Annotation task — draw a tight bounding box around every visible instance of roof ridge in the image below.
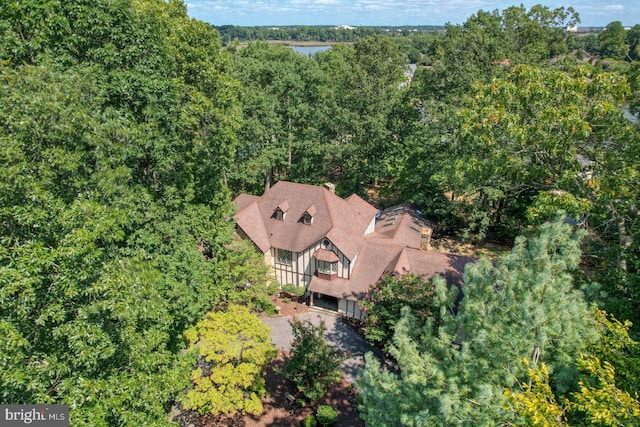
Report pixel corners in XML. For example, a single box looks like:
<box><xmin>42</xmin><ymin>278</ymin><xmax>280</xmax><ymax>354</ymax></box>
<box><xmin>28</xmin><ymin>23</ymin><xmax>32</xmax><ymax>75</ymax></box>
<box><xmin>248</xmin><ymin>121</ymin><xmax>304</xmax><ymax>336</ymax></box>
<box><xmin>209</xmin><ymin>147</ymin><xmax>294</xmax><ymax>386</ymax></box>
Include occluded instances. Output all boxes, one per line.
<box><xmin>321</xmin><ymin>187</ymin><xmax>337</xmax><ymax>254</ymax></box>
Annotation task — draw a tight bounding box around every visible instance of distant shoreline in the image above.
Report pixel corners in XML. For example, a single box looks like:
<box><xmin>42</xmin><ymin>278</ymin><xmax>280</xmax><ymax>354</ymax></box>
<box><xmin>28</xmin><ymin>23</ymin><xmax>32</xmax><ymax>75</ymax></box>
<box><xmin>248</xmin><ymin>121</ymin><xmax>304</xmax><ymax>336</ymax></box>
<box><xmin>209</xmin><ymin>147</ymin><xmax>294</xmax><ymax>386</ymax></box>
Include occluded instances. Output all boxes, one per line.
<box><xmin>266</xmin><ymin>40</ymin><xmax>336</xmax><ymax>46</ymax></box>
<box><xmin>234</xmin><ymin>40</ymin><xmax>346</xmax><ymax>49</ymax></box>
<box><xmin>234</xmin><ymin>40</ymin><xmax>339</xmax><ymax>47</ymax></box>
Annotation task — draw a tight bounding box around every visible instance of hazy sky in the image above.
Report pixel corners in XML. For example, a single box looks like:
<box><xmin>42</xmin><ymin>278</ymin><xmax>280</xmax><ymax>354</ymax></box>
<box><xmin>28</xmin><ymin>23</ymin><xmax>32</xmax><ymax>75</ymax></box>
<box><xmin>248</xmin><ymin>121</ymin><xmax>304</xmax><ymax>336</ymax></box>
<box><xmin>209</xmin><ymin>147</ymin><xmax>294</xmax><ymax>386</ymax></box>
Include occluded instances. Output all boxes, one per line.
<box><xmin>185</xmin><ymin>1</ymin><xmax>639</xmax><ymax>27</ymax></box>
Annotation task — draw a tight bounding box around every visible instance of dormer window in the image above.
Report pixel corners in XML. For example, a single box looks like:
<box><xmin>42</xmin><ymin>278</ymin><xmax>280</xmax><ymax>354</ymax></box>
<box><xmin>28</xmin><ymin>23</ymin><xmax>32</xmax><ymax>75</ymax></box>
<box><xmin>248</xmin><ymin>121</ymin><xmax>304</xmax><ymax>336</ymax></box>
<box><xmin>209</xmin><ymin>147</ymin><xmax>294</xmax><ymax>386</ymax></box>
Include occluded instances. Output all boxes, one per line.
<box><xmin>301</xmin><ymin>204</ymin><xmax>316</xmax><ymax>225</ymax></box>
<box><xmin>273</xmin><ymin>200</ymin><xmax>289</xmax><ymax>221</ymax></box>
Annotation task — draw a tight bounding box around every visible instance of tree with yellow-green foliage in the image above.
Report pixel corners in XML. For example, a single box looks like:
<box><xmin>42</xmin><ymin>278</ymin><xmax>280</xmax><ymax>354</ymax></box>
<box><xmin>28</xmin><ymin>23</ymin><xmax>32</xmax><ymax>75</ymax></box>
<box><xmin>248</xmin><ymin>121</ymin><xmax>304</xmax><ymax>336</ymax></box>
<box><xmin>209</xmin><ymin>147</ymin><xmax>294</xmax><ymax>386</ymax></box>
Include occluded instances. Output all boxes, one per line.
<box><xmin>182</xmin><ymin>304</ymin><xmax>277</xmax><ymax>416</ymax></box>
<box><xmin>505</xmin><ymin>308</ymin><xmax>640</xmax><ymax>427</ymax></box>
<box><xmin>506</xmin><ymin>355</ymin><xmax>640</xmax><ymax>427</ymax></box>
<box><xmin>572</xmin><ymin>355</ymin><xmax>640</xmax><ymax>426</ymax></box>
<box><xmin>504</xmin><ymin>360</ymin><xmax>568</xmax><ymax>427</ymax></box>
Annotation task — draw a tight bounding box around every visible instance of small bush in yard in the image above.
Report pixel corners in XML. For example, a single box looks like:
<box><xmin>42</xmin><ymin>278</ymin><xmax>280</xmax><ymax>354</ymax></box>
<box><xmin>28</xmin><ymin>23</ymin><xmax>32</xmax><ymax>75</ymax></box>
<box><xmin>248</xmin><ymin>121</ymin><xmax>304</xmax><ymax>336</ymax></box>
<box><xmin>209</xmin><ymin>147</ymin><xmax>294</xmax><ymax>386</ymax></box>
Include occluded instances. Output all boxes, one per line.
<box><xmin>301</xmin><ymin>414</ymin><xmax>317</xmax><ymax>427</ymax></box>
<box><xmin>282</xmin><ymin>283</ymin><xmax>307</xmax><ymax>296</ymax></box>
<box><xmin>316</xmin><ymin>404</ymin><xmax>338</xmax><ymax>426</ymax></box>
<box><xmin>281</xmin><ymin>319</ymin><xmax>345</xmax><ymax>401</ymax></box>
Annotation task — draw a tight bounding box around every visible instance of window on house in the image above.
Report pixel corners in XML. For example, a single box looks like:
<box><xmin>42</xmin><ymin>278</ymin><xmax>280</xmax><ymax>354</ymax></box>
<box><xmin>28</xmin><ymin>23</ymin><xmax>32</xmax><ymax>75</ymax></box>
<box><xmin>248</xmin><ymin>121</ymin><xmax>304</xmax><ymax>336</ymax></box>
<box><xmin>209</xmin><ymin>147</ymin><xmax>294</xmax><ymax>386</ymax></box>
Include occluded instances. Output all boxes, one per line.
<box><xmin>274</xmin><ymin>200</ymin><xmax>289</xmax><ymax>221</ymax></box>
<box><xmin>302</xmin><ymin>212</ymin><xmax>312</xmax><ymax>225</ymax></box>
<box><xmin>276</xmin><ymin>249</ymin><xmax>293</xmax><ymax>266</ymax></box>
<box><xmin>302</xmin><ymin>204</ymin><xmax>316</xmax><ymax>224</ymax></box>
<box><xmin>317</xmin><ymin>260</ymin><xmax>337</xmax><ymax>275</ymax></box>
<box><xmin>274</xmin><ymin>209</ymin><xmax>285</xmax><ymax>221</ymax></box>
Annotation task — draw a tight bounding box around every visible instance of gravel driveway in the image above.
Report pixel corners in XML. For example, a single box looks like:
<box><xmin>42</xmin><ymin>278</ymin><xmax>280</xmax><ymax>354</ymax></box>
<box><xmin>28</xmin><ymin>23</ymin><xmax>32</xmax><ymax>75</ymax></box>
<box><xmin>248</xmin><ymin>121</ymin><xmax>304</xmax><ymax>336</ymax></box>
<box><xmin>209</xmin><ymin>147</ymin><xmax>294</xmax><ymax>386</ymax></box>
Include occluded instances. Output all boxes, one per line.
<box><xmin>262</xmin><ymin>309</ymin><xmax>384</xmax><ymax>384</ymax></box>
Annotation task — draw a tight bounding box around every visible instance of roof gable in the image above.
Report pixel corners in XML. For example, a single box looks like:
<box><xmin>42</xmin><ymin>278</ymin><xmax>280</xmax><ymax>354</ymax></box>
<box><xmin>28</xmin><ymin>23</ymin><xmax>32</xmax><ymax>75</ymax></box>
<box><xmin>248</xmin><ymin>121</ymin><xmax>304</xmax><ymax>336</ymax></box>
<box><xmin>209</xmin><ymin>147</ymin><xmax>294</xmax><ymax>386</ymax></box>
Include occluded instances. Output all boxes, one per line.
<box><xmin>386</xmin><ymin>248</ymin><xmax>412</xmax><ymax>276</ymax></box>
<box><xmin>305</xmin><ymin>204</ymin><xmax>317</xmax><ymax>217</ymax></box>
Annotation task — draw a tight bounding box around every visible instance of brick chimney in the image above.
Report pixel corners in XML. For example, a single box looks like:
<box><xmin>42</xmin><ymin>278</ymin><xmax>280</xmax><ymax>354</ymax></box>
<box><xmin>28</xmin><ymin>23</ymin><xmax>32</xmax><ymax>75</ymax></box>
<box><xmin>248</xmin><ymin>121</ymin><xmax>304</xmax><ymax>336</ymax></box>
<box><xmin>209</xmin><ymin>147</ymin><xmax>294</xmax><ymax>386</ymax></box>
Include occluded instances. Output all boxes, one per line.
<box><xmin>421</xmin><ymin>227</ymin><xmax>432</xmax><ymax>250</ymax></box>
<box><xmin>323</xmin><ymin>182</ymin><xmax>335</xmax><ymax>194</ymax></box>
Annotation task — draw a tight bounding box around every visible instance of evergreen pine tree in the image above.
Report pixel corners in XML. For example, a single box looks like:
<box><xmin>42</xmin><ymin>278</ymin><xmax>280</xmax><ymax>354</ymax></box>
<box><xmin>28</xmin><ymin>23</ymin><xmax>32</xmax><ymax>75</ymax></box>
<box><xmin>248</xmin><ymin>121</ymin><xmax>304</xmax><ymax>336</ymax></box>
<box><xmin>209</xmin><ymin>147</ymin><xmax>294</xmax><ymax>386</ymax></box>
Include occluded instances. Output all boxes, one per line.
<box><xmin>357</xmin><ymin>219</ymin><xmax>597</xmax><ymax>426</ymax></box>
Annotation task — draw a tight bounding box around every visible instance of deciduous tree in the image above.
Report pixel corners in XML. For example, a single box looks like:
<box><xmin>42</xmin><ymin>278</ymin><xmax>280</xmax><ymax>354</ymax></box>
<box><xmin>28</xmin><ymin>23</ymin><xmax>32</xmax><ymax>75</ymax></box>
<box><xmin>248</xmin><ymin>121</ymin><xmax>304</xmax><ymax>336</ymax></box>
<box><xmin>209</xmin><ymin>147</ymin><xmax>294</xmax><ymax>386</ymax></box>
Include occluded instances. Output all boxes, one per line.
<box><xmin>182</xmin><ymin>305</ymin><xmax>277</xmax><ymax>416</ymax></box>
<box><xmin>0</xmin><ymin>1</ymin><xmax>243</xmax><ymax>424</ymax></box>
<box><xmin>505</xmin><ymin>309</ymin><xmax>640</xmax><ymax>426</ymax></box>
<box><xmin>359</xmin><ymin>273</ymin><xmax>437</xmax><ymax>346</ymax></box>
<box><xmin>598</xmin><ymin>21</ymin><xmax>629</xmax><ymax>60</ymax></box>
<box><xmin>228</xmin><ymin>42</ymin><xmax>327</xmax><ymax>193</ymax></box>
<box><xmin>441</xmin><ymin>65</ymin><xmax>631</xmax><ymax>240</ymax></box>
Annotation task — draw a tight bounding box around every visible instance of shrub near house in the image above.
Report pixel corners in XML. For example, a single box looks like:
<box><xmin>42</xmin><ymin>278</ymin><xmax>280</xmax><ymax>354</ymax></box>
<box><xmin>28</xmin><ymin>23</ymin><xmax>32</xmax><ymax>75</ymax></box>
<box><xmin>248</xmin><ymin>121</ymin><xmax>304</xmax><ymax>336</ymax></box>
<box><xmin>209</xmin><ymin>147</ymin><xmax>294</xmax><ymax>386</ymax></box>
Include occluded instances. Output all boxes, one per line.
<box><xmin>281</xmin><ymin>319</ymin><xmax>344</xmax><ymax>402</ymax></box>
<box><xmin>360</xmin><ymin>273</ymin><xmax>439</xmax><ymax>346</ymax></box>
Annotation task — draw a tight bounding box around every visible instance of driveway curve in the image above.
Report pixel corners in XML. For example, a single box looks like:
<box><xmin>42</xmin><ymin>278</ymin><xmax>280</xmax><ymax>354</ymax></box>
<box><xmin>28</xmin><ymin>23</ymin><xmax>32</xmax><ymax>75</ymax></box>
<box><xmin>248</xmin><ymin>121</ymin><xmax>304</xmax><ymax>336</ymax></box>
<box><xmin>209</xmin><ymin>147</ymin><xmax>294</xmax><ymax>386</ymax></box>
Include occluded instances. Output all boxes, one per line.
<box><xmin>262</xmin><ymin>309</ymin><xmax>384</xmax><ymax>384</ymax></box>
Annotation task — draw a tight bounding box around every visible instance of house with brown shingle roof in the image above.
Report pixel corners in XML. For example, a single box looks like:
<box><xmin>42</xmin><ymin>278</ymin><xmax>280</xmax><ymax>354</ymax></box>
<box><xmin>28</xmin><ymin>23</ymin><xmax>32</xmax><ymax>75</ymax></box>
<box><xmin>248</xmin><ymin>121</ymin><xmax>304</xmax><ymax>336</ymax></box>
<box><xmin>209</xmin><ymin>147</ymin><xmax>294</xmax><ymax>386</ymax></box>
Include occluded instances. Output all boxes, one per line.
<box><xmin>233</xmin><ymin>181</ymin><xmax>472</xmax><ymax>318</ymax></box>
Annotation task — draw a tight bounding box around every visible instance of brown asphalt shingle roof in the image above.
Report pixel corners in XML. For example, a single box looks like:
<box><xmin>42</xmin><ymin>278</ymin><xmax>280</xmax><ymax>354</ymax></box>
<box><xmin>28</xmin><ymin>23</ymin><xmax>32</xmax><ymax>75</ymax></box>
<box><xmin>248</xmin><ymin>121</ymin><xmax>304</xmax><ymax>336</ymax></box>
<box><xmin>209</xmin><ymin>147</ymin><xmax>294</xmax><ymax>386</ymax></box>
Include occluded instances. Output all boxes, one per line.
<box><xmin>236</xmin><ymin>201</ymin><xmax>271</xmax><ymax>253</ymax></box>
<box><xmin>233</xmin><ymin>181</ymin><xmax>377</xmax><ymax>259</ymax></box>
<box><xmin>309</xmin><ymin>243</ymin><xmax>471</xmax><ymax>301</ymax></box>
<box><xmin>365</xmin><ymin>203</ymin><xmax>433</xmax><ymax>249</ymax></box>
<box><xmin>234</xmin><ymin>194</ymin><xmax>260</xmax><ymax>213</ymax></box>
<box><xmin>313</xmin><ymin>249</ymin><xmax>340</xmax><ymax>262</ymax></box>
<box><xmin>234</xmin><ymin>181</ymin><xmax>474</xmax><ymax>302</ymax></box>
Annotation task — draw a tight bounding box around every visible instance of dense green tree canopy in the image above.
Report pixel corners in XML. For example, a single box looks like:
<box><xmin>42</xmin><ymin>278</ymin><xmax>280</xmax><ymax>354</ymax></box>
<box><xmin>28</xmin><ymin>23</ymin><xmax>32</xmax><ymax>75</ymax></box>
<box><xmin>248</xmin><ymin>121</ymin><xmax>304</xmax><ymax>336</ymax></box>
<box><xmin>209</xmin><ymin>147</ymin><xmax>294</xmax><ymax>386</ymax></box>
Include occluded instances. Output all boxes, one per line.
<box><xmin>412</xmin><ymin>4</ymin><xmax>578</xmax><ymax>101</ymax></box>
<box><xmin>445</xmin><ymin>65</ymin><xmax>630</xmax><ymax>239</ymax></box>
<box><xmin>1</xmin><ymin>1</ymin><xmax>639</xmax><ymax>425</ymax></box>
<box><xmin>627</xmin><ymin>25</ymin><xmax>640</xmax><ymax>61</ymax></box>
<box><xmin>0</xmin><ymin>0</ymin><xmax>245</xmax><ymax>424</ymax></box>
<box><xmin>214</xmin><ymin>25</ymin><xmax>443</xmax><ymax>45</ymax></box>
<box><xmin>228</xmin><ymin>35</ymin><xmax>407</xmax><ymax>195</ymax></box>
<box><xmin>227</xmin><ymin>42</ymin><xmax>328</xmax><ymax>193</ymax></box>
<box><xmin>315</xmin><ymin>35</ymin><xmax>406</xmax><ymax>191</ymax></box>
<box><xmin>359</xmin><ymin>273</ymin><xmax>437</xmax><ymax>346</ymax></box>
<box><xmin>598</xmin><ymin>21</ymin><xmax>628</xmax><ymax>60</ymax></box>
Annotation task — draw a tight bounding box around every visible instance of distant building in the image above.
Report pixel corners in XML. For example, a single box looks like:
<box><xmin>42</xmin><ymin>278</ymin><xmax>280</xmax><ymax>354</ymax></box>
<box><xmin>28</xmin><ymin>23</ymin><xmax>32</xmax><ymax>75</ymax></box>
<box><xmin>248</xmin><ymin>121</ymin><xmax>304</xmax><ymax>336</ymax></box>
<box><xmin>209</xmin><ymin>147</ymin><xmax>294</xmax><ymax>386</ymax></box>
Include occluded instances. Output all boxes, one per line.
<box><xmin>233</xmin><ymin>181</ymin><xmax>472</xmax><ymax>318</ymax></box>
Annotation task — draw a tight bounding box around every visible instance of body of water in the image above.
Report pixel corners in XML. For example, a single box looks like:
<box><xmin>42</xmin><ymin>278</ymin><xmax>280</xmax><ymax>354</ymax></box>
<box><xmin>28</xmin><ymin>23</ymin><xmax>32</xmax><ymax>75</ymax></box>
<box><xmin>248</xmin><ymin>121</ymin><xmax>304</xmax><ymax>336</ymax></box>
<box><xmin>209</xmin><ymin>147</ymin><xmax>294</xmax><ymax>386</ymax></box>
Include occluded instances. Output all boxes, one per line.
<box><xmin>291</xmin><ymin>45</ymin><xmax>332</xmax><ymax>56</ymax></box>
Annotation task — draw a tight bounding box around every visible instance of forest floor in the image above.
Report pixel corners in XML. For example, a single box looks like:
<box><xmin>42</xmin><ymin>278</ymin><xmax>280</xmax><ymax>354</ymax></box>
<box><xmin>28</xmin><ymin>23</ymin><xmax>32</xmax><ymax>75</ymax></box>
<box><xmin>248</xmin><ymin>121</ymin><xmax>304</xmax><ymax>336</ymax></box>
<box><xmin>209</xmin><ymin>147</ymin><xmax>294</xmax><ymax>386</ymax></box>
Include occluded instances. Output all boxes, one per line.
<box><xmin>430</xmin><ymin>236</ymin><xmax>510</xmax><ymax>260</ymax></box>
